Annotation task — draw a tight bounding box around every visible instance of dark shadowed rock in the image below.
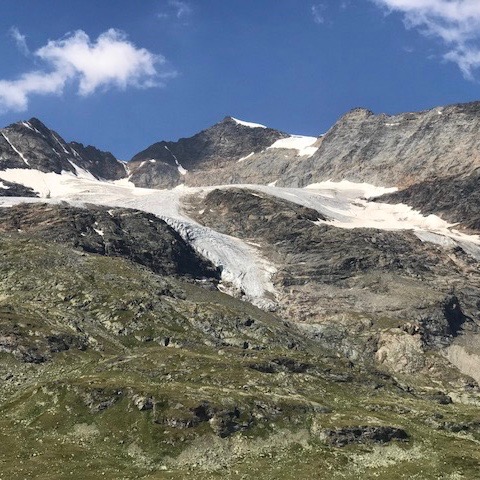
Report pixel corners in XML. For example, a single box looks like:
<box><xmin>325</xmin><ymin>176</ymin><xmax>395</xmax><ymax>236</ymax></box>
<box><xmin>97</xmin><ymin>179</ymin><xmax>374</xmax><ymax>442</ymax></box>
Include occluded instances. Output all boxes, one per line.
<box><xmin>0</xmin><ymin>118</ymin><xmax>126</xmax><ymax>180</ymax></box>
<box><xmin>69</xmin><ymin>142</ymin><xmax>126</xmax><ymax>180</ymax></box>
<box><xmin>320</xmin><ymin>426</ymin><xmax>409</xmax><ymax>446</ymax></box>
<box><xmin>0</xmin><ymin>203</ymin><xmax>219</xmax><ymax>280</ymax></box>
<box><xmin>375</xmin><ymin>171</ymin><xmax>480</xmax><ymax>232</ymax></box>
<box><xmin>0</xmin><ymin>179</ymin><xmax>38</xmax><ymax>197</ymax></box>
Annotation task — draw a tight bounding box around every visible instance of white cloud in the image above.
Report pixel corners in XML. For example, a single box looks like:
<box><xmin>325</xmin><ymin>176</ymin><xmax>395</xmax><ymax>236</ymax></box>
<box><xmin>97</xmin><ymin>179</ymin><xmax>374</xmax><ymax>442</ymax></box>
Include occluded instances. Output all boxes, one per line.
<box><xmin>9</xmin><ymin>27</ymin><xmax>30</xmax><ymax>56</ymax></box>
<box><xmin>0</xmin><ymin>29</ymin><xmax>174</xmax><ymax>113</ymax></box>
<box><xmin>371</xmin><ymin>0</ymin><xmax>480</xmax><ymax>79</ymax></box>
<box><xmin>311</xmin><ymin>4</ymin><xmax>326</xmax><ymax>24</ymax></box>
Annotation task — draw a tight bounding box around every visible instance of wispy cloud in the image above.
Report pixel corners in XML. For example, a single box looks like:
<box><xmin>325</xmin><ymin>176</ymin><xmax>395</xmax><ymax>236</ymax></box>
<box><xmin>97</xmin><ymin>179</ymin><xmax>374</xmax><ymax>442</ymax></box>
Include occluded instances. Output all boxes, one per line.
<box><xmin>0</xmin><ymin>29</ymin><xmax>175</xmax><ymax>114</ymax></box>
<box><xmin>371</xmin><ymin>0</ymin><xmax>480</xmax><ymax>79</ymax></box>
<box><xmin>158</xmin><ymin>1</ymin><xmax>193</xmax><ymax>23</ymax></box>
<box><xmin>9</xmin><ymin>27</ymin><xmax>30</xmax><ymax>56</ymax></box>
<box><xmin>170</xmin><ymin>0</ymin><xmax>192</xmax><ymax>19</ymax></box>
<box><xmin>311</xmin><ymin>4</ymin><xmax>326</xmax><ymax>25</ymax></box>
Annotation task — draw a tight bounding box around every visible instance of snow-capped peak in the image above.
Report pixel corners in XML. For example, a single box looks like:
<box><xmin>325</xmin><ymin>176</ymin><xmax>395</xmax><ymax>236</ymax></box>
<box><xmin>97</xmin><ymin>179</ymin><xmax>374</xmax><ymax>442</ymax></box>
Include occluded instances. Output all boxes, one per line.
<box><xmin>230</xmin><ymin>117</ymin><xmax>267</xmax><ymax>129</ymax></box>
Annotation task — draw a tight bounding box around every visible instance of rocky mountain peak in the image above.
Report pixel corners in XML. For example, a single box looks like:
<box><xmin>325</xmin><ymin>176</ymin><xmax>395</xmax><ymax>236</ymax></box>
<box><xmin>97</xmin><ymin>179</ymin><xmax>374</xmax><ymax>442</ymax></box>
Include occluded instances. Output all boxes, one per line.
<box><xmin>0</xmin><ymin>117</ymin><xmax>126</xmax><ymax>180</ymax></box>
<box><xmin>128</xmin><ymin>116</ymin><xmax>288</xmax><ymax>189</ymax></box>
<box><xmin>339</xmin><ymin>107</ymin><xmax>375</xmax><ymax>122</ymax></box>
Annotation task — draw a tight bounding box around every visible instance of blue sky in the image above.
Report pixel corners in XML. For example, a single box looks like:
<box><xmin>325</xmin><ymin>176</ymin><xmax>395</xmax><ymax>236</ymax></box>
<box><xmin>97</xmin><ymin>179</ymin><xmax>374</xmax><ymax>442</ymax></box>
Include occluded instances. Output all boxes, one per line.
<box><xmin>0</xmin><ymin>0</ymin><xmax>479</xmax><ymax>159</ymax></box>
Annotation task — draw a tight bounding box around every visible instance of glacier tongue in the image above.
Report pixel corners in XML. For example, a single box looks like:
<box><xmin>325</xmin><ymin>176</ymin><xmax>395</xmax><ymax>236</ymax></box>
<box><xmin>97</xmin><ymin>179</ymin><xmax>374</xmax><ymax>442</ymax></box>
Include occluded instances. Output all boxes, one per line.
<box><xmin>1</xmin><ymin>169</ymin><xmax>480</xmax><ymax>306</ymax></box>
<box><xmin>0</xmin><ymin>170</ymin><xmax>278</xmax><ymax>310</ymax></box>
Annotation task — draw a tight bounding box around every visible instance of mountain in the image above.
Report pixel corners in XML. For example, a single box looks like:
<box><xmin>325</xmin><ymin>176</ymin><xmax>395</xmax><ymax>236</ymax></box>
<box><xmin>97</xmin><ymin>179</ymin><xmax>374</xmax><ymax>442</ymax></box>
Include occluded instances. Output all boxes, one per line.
<box><xmin>124</xmin><ymin>102</ymin><xmax>480</xmax><ymax>192</ymax></box>
<box><xmin>277</xmin><ymin>102</ymin><xmax>480</xmax><ymax>188</ymax></box>
<box><xmin>127</xmin><ymin>116</ymin><xmax>290</xmax><ymax>188</ymax></box>
<box><xmin>0</xmin><ymin>118</ymin><xmax>126</xmax><ymax>180</ymax></box>
<box><xmin>0</xmin><ymin>104</ymin><xmax>480</xmax><ymax>477</ymax></box>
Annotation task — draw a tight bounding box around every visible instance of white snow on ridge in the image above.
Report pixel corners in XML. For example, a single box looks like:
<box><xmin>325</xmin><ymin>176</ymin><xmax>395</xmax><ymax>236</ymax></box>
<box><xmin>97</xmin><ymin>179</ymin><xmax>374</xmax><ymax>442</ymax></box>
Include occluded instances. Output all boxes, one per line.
<box><xmin>52</xmin><ymin>133</ymin><xmax>71</xmax><ymax>154</ymax></box>
<box><xmin>230</xmin><ymin>117</ymin><xmax>267</xmax><ymax>129</ymax></box>
<box><xmin>268</xmin><ymin>135</ymin><xmax>319</xmax><ymax>157</ymax></box>
<box><xmin>304</xmin><ymin>180</ymin><xmax>397</xmax><ymax>199</ymax></box>
<box><xmin>21</xmin><ymin>121</ymin><xmax>42</xmax><ymax>135</ymax></box>
<box><xmin>1</xmin><ymin>133</ymin><xmax>30</xmax><ymax>166</ymax></box>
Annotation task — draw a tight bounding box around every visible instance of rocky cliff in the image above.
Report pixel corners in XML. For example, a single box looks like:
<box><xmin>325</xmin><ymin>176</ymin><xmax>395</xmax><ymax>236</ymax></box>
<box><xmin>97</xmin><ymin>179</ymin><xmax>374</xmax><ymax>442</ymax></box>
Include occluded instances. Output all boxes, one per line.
<box><xmin>278</xmin><ymin>102</ymin><xmax>480</xmax><ymax>188</ymax></box>
<box><xmin>0</xmin><ymin>118</ymin><xmax>125</xmax><ymax>180</ymax></box>
<box><xmin>128</xmin><ymin>116</ymin><xmax>288</xmax><ymax>188</ymax></box>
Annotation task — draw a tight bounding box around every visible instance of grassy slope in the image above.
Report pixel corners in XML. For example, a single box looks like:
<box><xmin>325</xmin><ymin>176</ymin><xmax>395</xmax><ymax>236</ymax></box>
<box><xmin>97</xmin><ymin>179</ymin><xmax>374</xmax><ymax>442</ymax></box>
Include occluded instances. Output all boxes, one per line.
<box><xmin>0</xmin><ymin>234</ymin><xmax>479</xmax><ymax>479</ymax></box>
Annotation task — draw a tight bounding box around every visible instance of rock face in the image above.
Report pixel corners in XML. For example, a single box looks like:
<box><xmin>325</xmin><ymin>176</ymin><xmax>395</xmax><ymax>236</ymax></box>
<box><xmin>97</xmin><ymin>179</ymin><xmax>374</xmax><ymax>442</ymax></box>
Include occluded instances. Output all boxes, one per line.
<box><xmin>0</xmin><ymin>203</ymin><xmax>219</xmax><ymax>279</ymax></box>
<box><xmin>188</xmin><ymin>188</ymin><xmax>480</xmax><ymax>366</ymax></box>
<box><xmin>276</xmin><ymin>102</ymin><xmax>480</xmax><ymax>188</ymax></box>
<box><xmin>125</xmin><ymin>101</ymin><xmax>480</xmax><ymax>191</ymax></box>
<box><xmin>68</xmin><ymin>142</ymin><xmax>126</xmax><ymax>180</ymax></box>
<box><xmin>4</xmin><ymin>101</ymin><xmax>480</xmax><ymax>195</ymax></box>
<box><xmin>0</xmin><ymin>118</ymin><xmax>125</xmax><ymax>180</ymax></box>
<box><xmin>0</xmin><ymin>179</ymin><xmax>38</xmax><ymax>197</ymax></box>
<box><xmin>1</xmin><ymin>107</ymin><xmax>480</xmax><ymax>478</ymax></box>
<box><xmin>128</xmin><ymin>117</ymin><xmax>288</xmax><ymax>188</ymax></box>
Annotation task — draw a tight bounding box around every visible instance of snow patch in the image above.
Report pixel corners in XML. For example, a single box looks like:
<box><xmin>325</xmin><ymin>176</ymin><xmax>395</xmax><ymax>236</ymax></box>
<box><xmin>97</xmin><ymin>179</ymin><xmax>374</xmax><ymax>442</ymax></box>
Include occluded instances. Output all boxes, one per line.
<box><xmin>230</xmin><ymin>117</ymin><xmax>267</xmax><ymax>129</ymax></box>
<box><xmin>164</xmin><ymin>146</ymin><xmax>188</xmax><ymax>176</ymax></box>
<box><xmin>305</xmin><ymin>180</ymin><xmax>397</xmax><ymax>199</ymax></box>
<box><xmin>70</xmin><ymin>147</ymin><xmax>82</xmax><ymax>159</ymax></box>
<box><xmin>237</xmin><ymin>152</ymin><xmax>254</xmax><ymax>163</ymax></box>
<box><xmin>268</xmin><ymin>135</ymin><xmax>318</xmax><ymax>157</ymax></box>
<box><xmin>1</xmin><ymin>133</ymin><xmax>30</xmax><ymax>165</ymax></box>
<box><xmin>51</xmin><ymin>133</ymin><xmax>71</xmax><ymax>154</ymax></box>
<box><xmin>21</xmin><ymin>122</ymin><xmax>42</xmax><ymax>135</ymax></box>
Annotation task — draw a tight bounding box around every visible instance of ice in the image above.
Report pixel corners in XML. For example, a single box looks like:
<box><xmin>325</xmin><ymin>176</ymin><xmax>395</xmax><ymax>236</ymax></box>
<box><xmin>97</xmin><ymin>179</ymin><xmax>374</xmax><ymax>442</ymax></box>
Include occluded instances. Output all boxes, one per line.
<box><xmin>1</xmin><ymin>169</ymin><xmax>479</xmax><ymax>306</ymax></box>
<box><xmin>0</xmin><ymin>170</ymin><xmax>276</xmax><ymax>309</ymax></box>
<box><xmin>251</xmin><ymin>182</ymin><xmax>480</xmax><ymax>260</ymax></box>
